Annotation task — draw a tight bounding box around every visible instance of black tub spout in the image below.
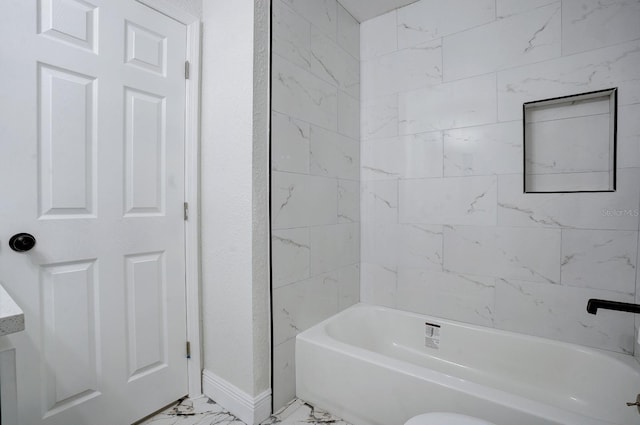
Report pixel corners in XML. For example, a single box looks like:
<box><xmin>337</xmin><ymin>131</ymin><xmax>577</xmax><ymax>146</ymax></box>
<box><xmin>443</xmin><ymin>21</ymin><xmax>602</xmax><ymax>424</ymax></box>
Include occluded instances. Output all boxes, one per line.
<box><xmin>587</xmin><ymin>299</ymin><xmax>640</xmax><ymax>315</ymax></box>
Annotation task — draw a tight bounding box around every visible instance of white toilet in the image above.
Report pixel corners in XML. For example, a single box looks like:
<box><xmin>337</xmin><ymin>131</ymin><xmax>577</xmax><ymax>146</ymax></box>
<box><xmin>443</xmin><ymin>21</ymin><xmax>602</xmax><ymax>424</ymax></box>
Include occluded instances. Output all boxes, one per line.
<box><xmin>404</xmin><ymin>412</ymin><xmax>497</xmax><ymax>425</ymax></box>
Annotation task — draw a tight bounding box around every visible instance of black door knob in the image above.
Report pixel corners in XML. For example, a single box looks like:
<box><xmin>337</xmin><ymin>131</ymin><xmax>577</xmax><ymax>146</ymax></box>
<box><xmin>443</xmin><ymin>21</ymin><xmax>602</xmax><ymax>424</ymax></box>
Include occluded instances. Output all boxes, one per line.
<box><xmin>9</xmin><ymin>233</ymin><xmax>36</xmax><ymax>252</ymax></box>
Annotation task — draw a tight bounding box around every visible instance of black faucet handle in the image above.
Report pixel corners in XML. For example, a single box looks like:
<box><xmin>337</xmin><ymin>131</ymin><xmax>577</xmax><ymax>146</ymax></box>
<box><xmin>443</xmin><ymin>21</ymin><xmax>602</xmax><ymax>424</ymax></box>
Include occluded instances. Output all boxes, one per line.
<box><xmin>587</xmin><ymin>298</ymin><xmax>640</xmax><ymax>315</ymax></box>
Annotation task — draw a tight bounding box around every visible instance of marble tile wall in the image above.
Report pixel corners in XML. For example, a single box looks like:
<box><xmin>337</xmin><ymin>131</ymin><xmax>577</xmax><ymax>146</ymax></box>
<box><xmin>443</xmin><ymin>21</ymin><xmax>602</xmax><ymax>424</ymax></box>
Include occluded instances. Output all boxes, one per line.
<box><xmin>271</xmin><ymin>0</ymin><xmax>360</xmax><ymax>411</ymax></box>
<box><xmin>360</xmin><ymin>0</ymin><xmax>640</xmax><ymax>358</ymax></box>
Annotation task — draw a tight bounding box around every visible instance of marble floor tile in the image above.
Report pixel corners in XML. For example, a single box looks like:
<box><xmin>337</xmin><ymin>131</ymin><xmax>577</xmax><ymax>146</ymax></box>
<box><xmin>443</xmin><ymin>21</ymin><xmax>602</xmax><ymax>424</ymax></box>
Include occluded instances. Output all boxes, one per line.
<box><xmin>142</xmin><ymin>397</ymin><xmax>351</xmax><ymax>425</ymax></box>
<box><xmin>139</xmin><ymin>397</ymin><xmax>245</xmax><ymax>425</ymax></box>
<box><xmin>264</xmin><ymin>399</ymin><xmax>352</xmax><ymax>424</ymax></box>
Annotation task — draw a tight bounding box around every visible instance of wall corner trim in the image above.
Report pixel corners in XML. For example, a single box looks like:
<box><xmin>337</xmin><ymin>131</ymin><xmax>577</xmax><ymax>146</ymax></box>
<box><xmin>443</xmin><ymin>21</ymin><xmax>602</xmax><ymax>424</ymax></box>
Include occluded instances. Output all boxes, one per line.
<box><xmin>203</xmin><ymin>369</ymin><xmax>272</xmax><ymax>425</ymax></box>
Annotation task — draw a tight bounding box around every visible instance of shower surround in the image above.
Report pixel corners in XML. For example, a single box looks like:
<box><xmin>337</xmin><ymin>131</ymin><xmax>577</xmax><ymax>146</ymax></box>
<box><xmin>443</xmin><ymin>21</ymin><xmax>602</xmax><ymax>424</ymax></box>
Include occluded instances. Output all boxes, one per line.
<box><xmin>270</xmin><ymin>0</ymin><xmax>640</xmax><ymax>415</ymax></box>
<box><xmin>270</xmin><ymin>0</ymin><xmax>361</xmax><ymax>411</ymax></box>
<box><xmin>360</xmin><ymin>0</ymin><xmax>640</xmax><ymax>360</ymax></box>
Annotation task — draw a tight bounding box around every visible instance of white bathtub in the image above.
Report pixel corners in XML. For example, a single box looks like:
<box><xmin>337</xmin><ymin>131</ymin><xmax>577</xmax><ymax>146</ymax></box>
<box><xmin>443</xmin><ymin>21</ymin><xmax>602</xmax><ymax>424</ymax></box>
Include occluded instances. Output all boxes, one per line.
<box><xmin>296</xmin><ymin>303</ymin><xmax>640</xmax><ymax>425</ymax></box>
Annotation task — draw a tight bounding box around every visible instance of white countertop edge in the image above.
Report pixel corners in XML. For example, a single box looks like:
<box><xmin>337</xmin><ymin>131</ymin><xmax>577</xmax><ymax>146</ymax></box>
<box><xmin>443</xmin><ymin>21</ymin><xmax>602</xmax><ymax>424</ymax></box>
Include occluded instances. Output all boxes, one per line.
<box><xmin>0</xmin><ymin>283</ymin><xmax>25</xmax><ymax>337</ymax></box>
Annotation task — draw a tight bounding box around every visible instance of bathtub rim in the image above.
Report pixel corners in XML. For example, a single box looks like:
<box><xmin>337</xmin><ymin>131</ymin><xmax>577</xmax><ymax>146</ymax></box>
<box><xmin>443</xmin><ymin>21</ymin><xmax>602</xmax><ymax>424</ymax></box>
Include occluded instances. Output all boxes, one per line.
<box><xmin>296</xmin><ymin>302</ymin><xmax>638</xmax><ymax>425</ymax></box>
<box><xmin>300</xmin><ymin>302</ymin><xmax>640</xmax><ymax>369</ymax></box>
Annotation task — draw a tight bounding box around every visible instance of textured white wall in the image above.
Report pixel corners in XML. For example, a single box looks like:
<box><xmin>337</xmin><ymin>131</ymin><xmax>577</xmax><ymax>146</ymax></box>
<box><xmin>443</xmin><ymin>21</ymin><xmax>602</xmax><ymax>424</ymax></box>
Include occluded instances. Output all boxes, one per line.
<box><xmin>170</xmin><ymin>0</ymin><xmax>202</xmax><ymax>17</ymax></box>
<box><xmin>360</xmin><ymin>0</ymin><xmax>640</xmax><ymax>356</ymax></box>
<box><xmin>252</xmin><ymin>0</ymin><xmax>271</xmax><ymax>397</ymax></box>
<box><xmin>200</xmin><ymin>0</ymin><xmax>270</xmax><ymax>403</ymax></box>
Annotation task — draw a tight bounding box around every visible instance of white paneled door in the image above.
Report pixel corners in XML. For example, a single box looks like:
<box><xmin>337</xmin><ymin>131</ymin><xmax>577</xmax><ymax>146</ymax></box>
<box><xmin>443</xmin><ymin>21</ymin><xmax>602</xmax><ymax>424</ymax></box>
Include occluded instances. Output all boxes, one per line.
<box><xmin>0</xmin><ymin>1</ymin><xmax>189</xmax><ymax>424</ymax></box>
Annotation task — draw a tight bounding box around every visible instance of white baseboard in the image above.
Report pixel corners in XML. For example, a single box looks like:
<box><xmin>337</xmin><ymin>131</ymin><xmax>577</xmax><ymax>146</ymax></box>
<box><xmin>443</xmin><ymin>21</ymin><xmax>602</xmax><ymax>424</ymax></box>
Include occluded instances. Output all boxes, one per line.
<box><xmin>202</xmin><ymin>369</ymin><xmax>271</xmax><ymax>425</ymax></box>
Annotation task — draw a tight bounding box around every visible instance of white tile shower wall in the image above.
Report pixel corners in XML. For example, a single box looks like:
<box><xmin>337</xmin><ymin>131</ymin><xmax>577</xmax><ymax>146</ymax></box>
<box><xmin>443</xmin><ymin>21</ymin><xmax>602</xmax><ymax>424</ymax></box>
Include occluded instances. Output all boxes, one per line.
<box><xmin>496</xmin><ymin>0</ymin><xmax>557</xmax><ymax>19</ymax></box>
<box><xmin>271</xmin><ymin>0</ymin><xmax>360</xmax><ymax>411</ymax></box>
<box><xmin>396</xmin><ymin>0</ymin><xmax>495</xmax><ymax>49</ymax></box>
<box><xmin>399</xmin><ymin>176</ymin><xmax>498</xmax><ymax>225</ymax></box>
<box><xmin>561</xmin><ymin>0</ymin><xmax>640</xmax><ymax>56</ymax></box>
<box><xmin>360</xmin><ymin>0</ymin><xmax>640</xmax><ymax>357</ymax></box>
<box><xmin>442</xmin><ymin>2</ymin><xmax>561</xmax><ymax>82</ymax></box>
<box><xmin>497</xmin><ymin>39</ymin><xmax>640</xmax><ymax>120</ymax></box>
<box><xmin>361</xmin><ymin>132</ymin><xmax>443</xmax><ymax>180</ymax></box>
<box><xmin>618</xmin><ymin>104</ymin><xmax>640</xmax><ymax>168</ymax></box>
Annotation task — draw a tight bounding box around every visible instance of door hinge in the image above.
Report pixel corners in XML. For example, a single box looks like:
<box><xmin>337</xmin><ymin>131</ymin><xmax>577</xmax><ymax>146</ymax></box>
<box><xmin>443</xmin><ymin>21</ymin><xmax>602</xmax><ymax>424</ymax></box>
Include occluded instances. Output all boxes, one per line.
<box><xmin>185</xmin><ymin>61</ymin><xmax>190</xmax><ymax>79</ymax></box>
<box><xmin>186</xmin><ymin>341</ymin><xmax>191</xmax><ymax>359</ymax></box>
<box><xmin>183</xmin><ymin>202</ymin><xmax>189</xmax><ymax>221</ymax></box>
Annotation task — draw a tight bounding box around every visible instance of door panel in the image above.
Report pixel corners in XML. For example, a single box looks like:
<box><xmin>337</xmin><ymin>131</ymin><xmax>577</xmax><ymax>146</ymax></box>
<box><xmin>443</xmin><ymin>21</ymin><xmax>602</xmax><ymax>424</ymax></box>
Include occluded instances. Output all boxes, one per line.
<box><xmin>125</xmin><ymin>251</ymin><xmax>167</xmax><ymax>381</ymax></box>
<box><xmin>0</xmin><ymin>1</ymin><xmax>188</xmax><ymax>424</ymax></box>
<box><xmin>125</xmin><ymin>21</ymin><xmax>166</xmax><ymax>75</ymax></box>
<box><xmin>38</xmin><ymin>63</ymin><xmax>97</xmax><ymax>218</ymax></box>
<box><xmin>124</xmin><ymin>87</ymin><xmax>166</xmax><ymax>216</ymax></box>
<box><xmin>41</xmin><ymin>260</ymin><xmax>100</xmax><ymax>417</ymax></box>
<box><xmin>39</xmin><ymin>0</ymin><xmax>98</xmax><ymax>53</ymax></box>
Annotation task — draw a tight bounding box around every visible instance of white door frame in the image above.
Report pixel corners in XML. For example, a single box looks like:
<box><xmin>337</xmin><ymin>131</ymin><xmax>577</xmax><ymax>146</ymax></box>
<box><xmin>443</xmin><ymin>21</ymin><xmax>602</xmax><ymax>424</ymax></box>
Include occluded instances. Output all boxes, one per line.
<box><xmin>135</xmin><ymin>0</ymin><xmax>202</xmax><ymax>398</ymax></box>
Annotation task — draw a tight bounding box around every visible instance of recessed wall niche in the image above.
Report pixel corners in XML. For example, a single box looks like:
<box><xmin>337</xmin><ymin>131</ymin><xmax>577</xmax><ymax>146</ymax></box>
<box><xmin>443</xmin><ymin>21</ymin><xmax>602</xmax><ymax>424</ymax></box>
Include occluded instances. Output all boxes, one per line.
<box><xmin>523</xmin><ymin>88</ymin><xmax>617</xmax><ymax>193</ymax></box>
